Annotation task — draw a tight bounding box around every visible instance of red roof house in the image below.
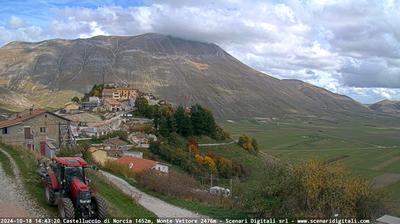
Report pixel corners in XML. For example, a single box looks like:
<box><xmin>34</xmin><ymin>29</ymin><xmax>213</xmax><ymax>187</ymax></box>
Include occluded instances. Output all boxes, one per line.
<box><xmin>114</xmin><ymin>156</ymin><xmax>167</xmax><ymax>173</ymax></box>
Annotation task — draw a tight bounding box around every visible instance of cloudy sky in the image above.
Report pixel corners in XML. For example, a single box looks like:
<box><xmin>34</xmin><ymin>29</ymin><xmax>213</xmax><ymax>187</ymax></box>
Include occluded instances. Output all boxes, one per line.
<box><xmin>1</xmin><ymin>0</ymin><xmax>399</xmax><ymax>103</ymax></box>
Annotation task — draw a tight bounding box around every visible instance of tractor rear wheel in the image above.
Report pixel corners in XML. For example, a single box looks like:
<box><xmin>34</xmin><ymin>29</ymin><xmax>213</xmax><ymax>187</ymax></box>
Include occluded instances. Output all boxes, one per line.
<box><xmin>44</xmin><ymin>179</ymin><xmax>56</xmax><ymax>205</ymax></box>
<box><xmin>58</xmin><ymin>198</ymin><xmax>75</xmax><ymax>219</ymax></box>
<box><xmin>91</xmin><ymin>194</ymin><xmax>107</xmax><ymax>219</ymax></box>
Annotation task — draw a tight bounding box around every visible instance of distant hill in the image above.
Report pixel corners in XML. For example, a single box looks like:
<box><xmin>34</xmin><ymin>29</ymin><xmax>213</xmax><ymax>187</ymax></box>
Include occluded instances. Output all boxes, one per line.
<box><xmin>0</xmin><ymin>33</ymin><xmax>370</xmax><ymax>118</ymax></box>
<box><xmin>369</xmin><ymin>100</ymin><xmax>400</xmax><ymax>114</ymax></box>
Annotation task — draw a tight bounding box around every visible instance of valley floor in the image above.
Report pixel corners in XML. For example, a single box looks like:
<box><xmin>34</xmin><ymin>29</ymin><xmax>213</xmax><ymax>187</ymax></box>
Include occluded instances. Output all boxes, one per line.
<box><xmin>220</xmin><ymin>116</ymin><xmax>400</xmax><ymax>216</ymax></box>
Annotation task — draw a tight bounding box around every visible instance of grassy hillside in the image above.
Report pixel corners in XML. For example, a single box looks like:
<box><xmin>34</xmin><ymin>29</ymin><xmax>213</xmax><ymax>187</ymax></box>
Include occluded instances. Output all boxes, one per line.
<box><xmin>220</xmin><ymin>117</ymin><xmax>400</xmax><ymax>216</ymax></box>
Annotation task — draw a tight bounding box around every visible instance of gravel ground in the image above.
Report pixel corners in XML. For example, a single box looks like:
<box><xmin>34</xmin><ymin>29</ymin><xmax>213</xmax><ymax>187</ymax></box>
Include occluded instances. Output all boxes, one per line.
<box><xmin>100</xmin><ymin>170</ymin><xmax>204</xmax><ymax>218</ymax></box>
<box><xmin>0</xmin><ymin>148</ymin><xmax>49</xmax><ymax>218</ymax></box>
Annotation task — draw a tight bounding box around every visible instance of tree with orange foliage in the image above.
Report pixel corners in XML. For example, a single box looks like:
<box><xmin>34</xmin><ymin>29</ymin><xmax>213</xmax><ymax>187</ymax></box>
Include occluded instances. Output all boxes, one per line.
<box><xmin>188</xmin><ymin>138</ymin><xmax>200</xmax><ymax>155</ymax></box>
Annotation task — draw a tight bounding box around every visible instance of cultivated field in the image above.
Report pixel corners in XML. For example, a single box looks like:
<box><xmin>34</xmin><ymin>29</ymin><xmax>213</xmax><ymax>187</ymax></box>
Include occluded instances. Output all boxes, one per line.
<box><xmin>219</xmin><ymin>116</ymin><xmax>400</xmax><ymax>216</ymax></box>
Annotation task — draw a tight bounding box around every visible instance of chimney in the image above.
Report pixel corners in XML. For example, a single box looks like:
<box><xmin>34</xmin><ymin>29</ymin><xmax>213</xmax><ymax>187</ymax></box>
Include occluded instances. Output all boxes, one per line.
<box><xmin>29</xmin><ymin>107</ymin><xmax>33</xmax><ymax>115</ymax></box>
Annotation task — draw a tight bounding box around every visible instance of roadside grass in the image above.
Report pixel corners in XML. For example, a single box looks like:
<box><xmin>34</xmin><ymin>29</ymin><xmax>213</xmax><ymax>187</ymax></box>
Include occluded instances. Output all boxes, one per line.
<box><xmin>0</xmin><ymin>143</ymin><xmax>58</xmax><ymax>216</ymax></box>
<box><xmin>0</xmin><ymin>149</ymin><xmax>13</xmax><ymax>177</ymax></box>
<box><xmin>87</xmin><ymin>170</ymin><xmax>156</xmax><ymax>218</ymax></box>
<box><xmin>103</xmin><ymin>169</ymin><xmax>248</xmax><ymax>219</ymax></box>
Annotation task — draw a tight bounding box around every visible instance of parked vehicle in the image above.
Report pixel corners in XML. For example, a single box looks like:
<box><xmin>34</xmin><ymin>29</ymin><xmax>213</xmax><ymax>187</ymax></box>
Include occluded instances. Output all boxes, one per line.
<box><xmin>37</xmin><ymin>157</ymin><xmax>107</xmax><ymax>219</ymax></box>
<box><xmin>209</xmin><ymin>186</ymin><xmax>230</xmax><ymax>197</ymax></box>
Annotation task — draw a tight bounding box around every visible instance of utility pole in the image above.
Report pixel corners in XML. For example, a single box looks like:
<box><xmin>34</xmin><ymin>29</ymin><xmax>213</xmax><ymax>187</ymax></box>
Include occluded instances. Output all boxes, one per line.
<box><xmin>230</xmin><ymin>178</ymin><xmax>233</xmax><ymax>197</ymax></box>
<box><xmin>210</xmin><ymin>173</ymin><xmax>213</xmax><ymax>188</ymax></box>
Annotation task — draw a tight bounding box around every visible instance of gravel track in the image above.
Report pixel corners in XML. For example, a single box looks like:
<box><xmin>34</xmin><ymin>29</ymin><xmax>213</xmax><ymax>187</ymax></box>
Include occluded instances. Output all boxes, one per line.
<box><xmin>0</xmin><ymin>148</ymin><xmax>49</xmax><ymax>218</ymax></box>
<box><xmin>100</xmin><ymin>170</ymin><xmax>204</xmax><ymax>218</ymax></box>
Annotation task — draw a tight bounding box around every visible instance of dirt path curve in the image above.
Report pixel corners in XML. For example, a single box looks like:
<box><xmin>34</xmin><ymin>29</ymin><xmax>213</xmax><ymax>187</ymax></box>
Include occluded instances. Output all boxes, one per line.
<box><xmin>99</xmin><ymin>170</ymin><xmax>204</xmax><ymax>218</ymax></box>
<box><xmin>0</xmin><ymin>148</ymin><xmax>49</xmax><ymax>218</ymax></box>
<box><xmin>198</xmin><ymin>140</ymin><xmax>237</xmax><ymax>147</ymax></box>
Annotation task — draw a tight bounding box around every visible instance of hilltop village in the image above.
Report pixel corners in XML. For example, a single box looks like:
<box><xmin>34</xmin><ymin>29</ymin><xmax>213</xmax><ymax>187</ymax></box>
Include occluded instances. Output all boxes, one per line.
<box><xmin>0</xmin><ymin>83</ymin><xmax>250</xmax><ymax>196</ymax></box>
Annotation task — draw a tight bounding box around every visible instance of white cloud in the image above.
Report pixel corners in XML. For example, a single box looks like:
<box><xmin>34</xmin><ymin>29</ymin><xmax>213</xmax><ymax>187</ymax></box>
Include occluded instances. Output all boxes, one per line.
<box><xmin>7</xmin><ymin>16</ymin><xmax>25</xmax><ymax>28</ymax></box>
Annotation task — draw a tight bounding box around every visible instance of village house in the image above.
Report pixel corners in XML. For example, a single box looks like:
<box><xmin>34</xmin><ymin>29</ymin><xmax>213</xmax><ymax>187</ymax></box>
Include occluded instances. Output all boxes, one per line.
<box><xmin>0</xmin><ymin>109</ymin><xmax>73</xmax><ymax>152</ymax></box>
<box><xmin>80</xmin><ymin>126</ymin><xmax>112</xmax><ymax>138</ymax></box>
<box><xmin>129</xmin><ymin>132</ymin><xmax>157</xmax><ymax>148</ymax></box>
<box><xmin>376</xmin><ymin>215</ymin><xmax>400</xmax><ymax>224</ymax></box>
<box><xmin>102</xmin><ymin>87</ymin><xmax>139</xmax><ymax>101</ymax></box>
<box><xmin>103</xmin><ymin>98</ymin><xmax>122</xmax><ymax>111</ymax></box>
<box><xmin>104</xmin><ymin>137</ymin><xmax>129</xmax><ymax>150</ymax></box>
<box><xmin>123</xmin><ymin>151</ymin><xmax>143</xmax><ymax>158</ymax></box>
<box><xmin>115</xmin><ymin>156</ymin><xmax>169</xmax><ymax>173</ymax></box>
<box><xmin>63</xmin><ymin>102</ymin><xmax>80</xmax><ymax>114</ymax></box>
<box><xmin>81</xmin><ymin>96</ymin><xmax>101</xmax><ymax>111</ymax></box>
<box><xmin>88</xmin><ymin>147</ymin><xmax>116</xmax><ymax>165</ymax></box>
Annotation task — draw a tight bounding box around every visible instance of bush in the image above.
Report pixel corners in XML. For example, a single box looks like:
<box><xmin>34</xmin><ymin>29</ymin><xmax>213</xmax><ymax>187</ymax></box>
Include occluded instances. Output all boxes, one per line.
<box><xmin>238</xmin><ymin>134</ymin><xmax>258</xmax><ymax>154</ymax></box>
<box><xmin>103</xmin><ymin>160</ymin><xmax>136</xmax><ymax>179</ymax></box>
<box><xmin>212</xmin><ymin>125</ymin><xmax>230</xmax><ymax>141</ymax></box>
<box><xmin>136</xmin><ymin>169</ymin><xmax>233</xmax><ymax>206</ymax></box>
<box><xmin>137</xmin><ymin>170</ymin><xmax>197</xmax><ymax>199</ymax></box>
<box><xmin>99</xmin><ymin>130</ymin><xmax>128</xmax><ymax>142</ymax></box>
<box><xmin>57</xmin><ymin>145</ymin><xmax>93</xmax><ymax>163</ymax></box>
<box><xmin>241</xmin><ymin>160</ymin><xmax>386</xmax><ymax>218</ymax></box>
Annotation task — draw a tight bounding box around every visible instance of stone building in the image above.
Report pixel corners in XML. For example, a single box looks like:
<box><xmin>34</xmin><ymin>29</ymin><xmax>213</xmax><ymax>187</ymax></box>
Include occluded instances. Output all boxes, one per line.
<box><xmin>102</xmin><ymin>87</ymin><xmax>139</xmax><ymax>100</ymax></box>
<box><xmin>0</xmin><ymin>109</ymin><xmax>73</xmax><ymax>151</ymax></box>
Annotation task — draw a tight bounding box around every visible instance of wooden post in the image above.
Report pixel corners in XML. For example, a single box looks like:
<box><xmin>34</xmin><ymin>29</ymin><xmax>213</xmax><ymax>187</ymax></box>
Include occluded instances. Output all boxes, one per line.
<box><xmin>230</xmin><ymin>178</ymin><xmax>233</xmax><ymax>196</ymax></box>
<box><xmin>210</xmin><ymin>173</ymin><xmax>213</xmax><ymax>188</ymax></box>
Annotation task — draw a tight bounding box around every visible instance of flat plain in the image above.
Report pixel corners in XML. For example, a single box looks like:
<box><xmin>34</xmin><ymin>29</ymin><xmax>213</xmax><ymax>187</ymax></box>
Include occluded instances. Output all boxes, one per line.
<box><xmin>218</xmin><ymin>116</ymin><xmax>400</xmax><ymax>216</ymax></box>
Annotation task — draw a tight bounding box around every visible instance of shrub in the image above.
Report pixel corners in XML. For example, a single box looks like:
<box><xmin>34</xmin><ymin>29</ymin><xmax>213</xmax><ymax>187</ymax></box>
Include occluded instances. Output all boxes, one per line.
<box><xmin>58</xmin><ymin>144</ymin><xmax>92</xmax><ymax>159</ymax></box>
<box><xmin>241</xmin><ymin>160</ymin><xmax>386</xmax><ymax>218</ymax></box>
<box><xmin>103</xmin><ymin>160</ymin><xmax>136</xmax><ymax>179</ymax></box>
<box><xmin>238</xmin><ymin>134</ymin><xmax>258</xmax><ymax>154</ymax></box>
<box><xmin>99</xmin><ymin>130</ymin><xmax>128</xmax><ymax>142</ymax></box>
<box><xmin>136</xmin><ymin>169</ymin><xmax>232</xmax><ymax>206</ymax></box>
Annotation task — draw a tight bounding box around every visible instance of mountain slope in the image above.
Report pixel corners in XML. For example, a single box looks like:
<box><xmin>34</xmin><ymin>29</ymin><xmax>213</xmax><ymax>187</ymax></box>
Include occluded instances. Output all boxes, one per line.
<box><xmin>0</xmin><ymin>33</ymin><xmax>369</xmax><ymax>118</ymax></box>
<box><xmin>369</xmin><ymin>100</ymin><xmax>400</xmax><ymax>114</ymax></box>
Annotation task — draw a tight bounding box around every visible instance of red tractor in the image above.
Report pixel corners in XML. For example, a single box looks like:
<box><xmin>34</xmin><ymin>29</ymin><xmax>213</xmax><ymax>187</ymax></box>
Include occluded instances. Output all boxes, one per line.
<box><xmin>37</xmin><ymin>157</ymin><xmax>107</xmax><ymax>219</ymax></box>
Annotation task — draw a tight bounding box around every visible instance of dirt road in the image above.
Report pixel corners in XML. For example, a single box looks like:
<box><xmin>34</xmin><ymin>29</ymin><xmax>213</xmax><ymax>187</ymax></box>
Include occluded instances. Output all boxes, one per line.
<box><xmin>100</xmin><ymin>170</ymin><xmax>204</xmax><ymax>218</ymax></box>
<box><xmin>0</xmin><ymin>148</ymin><xmax>49</xmax><ymax>218</ymax></box>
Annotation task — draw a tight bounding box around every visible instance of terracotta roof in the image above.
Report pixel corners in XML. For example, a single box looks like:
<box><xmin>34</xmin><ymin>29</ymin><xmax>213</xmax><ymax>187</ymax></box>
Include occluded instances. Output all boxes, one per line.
<box><xmin>114</xmin><ymin>156</ymin><xmax>157</xmax><ymax>173</ymax></box>
<box><xmin>0</xmin><ymin>109</ymin><xmax>69</xmax><ymax>128</ymax></box>
<box><xmin>104</xmin><ymin>98</ymin><xmax>121</xmax><ymax>106</ymax></box>
<box><xmin>104</xmin><ymin>137</ymin><xmax>127</xmax><ymax>146</ymax></box>
<box><xmin>102</xmin><ymin>89</ymin><xmax>114</xmax><ymax>95</ymax></box>
<box><xmin>88</xmin><ymin>147</ymin><xmax>97</xmax><ymax>153</ymax></box>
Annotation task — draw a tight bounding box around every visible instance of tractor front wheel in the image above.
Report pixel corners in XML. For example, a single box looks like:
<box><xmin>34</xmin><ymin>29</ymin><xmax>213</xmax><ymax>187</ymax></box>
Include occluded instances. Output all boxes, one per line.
<box><xmin>44</xmin><ymin>179</ymin><xmax>56</xmax><ymax>205</ymax></box>
<box><xmin>91</xmin><ymin>194</ymin><xmax>107</xmax><ymax>219</ymax></box>
<box><xmin>58</xmin><ymin>198</ymin><xmax>75</xmax><ymax>219</ymax></box>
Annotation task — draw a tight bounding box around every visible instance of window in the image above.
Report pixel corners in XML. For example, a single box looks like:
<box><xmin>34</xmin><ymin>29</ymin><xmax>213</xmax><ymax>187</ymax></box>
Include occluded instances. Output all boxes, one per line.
<box><xmin>40</xmin><ymin>127</ymin><xmax>46</xmax><ymax>133</ymax></box>
<box><xmin>2</xmin><ymin>127</ymin><xmax>8</xmax><ymax>134</ymax></box>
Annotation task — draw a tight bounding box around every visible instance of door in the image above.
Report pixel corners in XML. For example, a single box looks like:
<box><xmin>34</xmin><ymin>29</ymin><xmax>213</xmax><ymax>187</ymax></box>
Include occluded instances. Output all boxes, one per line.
<box><xmin>40</xmin><ymin>141</ymin><xmax>46</xmax><ymax>156</ymax></box>
<box><xmin>24</xmin><ymin>127</ymin><xmax>32</xmax><ymax>139</ymax></box>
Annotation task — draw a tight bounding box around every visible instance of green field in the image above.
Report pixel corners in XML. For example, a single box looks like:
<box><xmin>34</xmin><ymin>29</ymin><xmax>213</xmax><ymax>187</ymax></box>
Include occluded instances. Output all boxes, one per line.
<box><xmin>216</xmin><ymin>117</ymin><xmax>400</xmax><ymax>216</ymax></box>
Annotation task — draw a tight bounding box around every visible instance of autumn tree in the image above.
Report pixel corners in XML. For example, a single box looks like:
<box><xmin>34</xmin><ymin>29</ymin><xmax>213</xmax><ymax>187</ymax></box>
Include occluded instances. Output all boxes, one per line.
<box><xmin>238</xmin><ymin>134</ymin><xmax>259</xmax><ymax>154</ymax></box>
<box><xmin>242</xmin><ymin>160</ymin><xmax>385</xmax><ymax>218</ymax></box>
